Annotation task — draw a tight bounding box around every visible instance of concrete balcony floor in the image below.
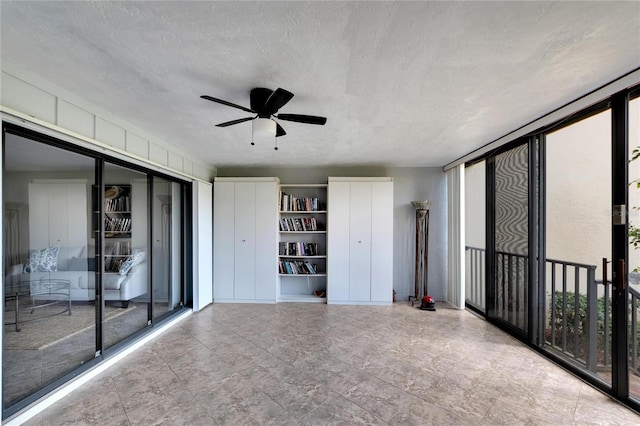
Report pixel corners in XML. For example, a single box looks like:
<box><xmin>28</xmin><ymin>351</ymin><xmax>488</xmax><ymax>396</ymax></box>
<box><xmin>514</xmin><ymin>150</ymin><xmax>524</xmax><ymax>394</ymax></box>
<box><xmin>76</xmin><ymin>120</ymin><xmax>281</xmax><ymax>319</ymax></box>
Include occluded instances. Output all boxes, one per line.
<box><xmin>20</xmin><ymin>302</ymin><xmax>640</xmax><ymax>425</ymax></box>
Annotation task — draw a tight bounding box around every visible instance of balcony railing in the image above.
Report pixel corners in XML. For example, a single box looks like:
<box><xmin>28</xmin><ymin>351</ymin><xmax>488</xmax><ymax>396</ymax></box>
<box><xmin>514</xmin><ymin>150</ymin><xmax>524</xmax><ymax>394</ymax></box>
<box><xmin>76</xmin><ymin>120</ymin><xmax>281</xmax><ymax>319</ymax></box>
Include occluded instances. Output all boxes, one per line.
<box><xmin>465</xmin><ymin>246</ymin><xmax>485</xmax><ymax>311</ymax></box>
<box><xmin>464</xmin><ymin>246</ymin><xmax>640</xmax><ymax>376</ymax></box>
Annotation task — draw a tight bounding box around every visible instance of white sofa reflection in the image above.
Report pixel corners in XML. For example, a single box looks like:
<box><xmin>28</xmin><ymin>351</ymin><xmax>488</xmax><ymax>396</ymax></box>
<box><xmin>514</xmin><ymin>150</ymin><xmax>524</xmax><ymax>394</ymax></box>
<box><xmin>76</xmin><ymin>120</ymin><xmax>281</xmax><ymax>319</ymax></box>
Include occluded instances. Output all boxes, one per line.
<box><xmin>5</xmin><ymin>246</ymin><xmax>147</xmax><ymax>307</ymax></box>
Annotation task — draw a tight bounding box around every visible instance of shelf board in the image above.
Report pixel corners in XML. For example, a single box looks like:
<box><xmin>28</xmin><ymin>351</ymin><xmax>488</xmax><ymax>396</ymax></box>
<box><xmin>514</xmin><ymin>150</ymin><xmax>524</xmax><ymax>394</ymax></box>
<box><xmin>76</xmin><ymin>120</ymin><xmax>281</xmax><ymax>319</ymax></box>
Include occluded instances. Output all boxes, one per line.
<box><xmin>278</xmin><ymin>255</ymin><xmax>326</xmax><ymax>259</ymax></box>
<box><xmin>278</xmin><ymin>294</ymin><xmax>327</xmax><ymax>303</ymax></box>
<box><xmin>279</xmin><ymin>184</ymin><xmax>327</xmax><ymax>188</ymax></box>
<box><xmin>279</xmin><ymin>273</ymin><xmax>327</xmax><ymax>277</ymax></box>
<box><xmin>279</xmin><ymin>210</ymin><xmax>327</xmax><ymax>214</ymax></box>
<box><xmin>279</xmin><ymin>231</ymin><xmax>326</xmax><ymax>234</ymax></box>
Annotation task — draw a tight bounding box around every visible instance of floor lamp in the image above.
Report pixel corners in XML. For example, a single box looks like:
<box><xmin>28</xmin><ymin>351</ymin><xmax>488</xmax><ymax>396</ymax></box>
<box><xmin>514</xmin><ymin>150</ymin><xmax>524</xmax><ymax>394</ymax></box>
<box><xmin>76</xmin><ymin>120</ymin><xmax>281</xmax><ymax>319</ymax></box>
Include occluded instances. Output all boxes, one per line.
<box><xmin>409</xmin><ymin>200</ymin><xmax>432</xmax><ymax>309</ymax></box>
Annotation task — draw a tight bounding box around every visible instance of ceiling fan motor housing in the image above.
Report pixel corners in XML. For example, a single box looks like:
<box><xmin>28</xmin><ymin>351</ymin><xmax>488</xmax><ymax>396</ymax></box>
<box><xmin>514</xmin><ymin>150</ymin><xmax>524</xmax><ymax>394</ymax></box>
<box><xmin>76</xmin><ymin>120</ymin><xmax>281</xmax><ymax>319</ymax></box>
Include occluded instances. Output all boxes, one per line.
<box><xmin>250</xmin><ymin>88</ymin><xmax>274</xmax><ymax>114</ymax></box>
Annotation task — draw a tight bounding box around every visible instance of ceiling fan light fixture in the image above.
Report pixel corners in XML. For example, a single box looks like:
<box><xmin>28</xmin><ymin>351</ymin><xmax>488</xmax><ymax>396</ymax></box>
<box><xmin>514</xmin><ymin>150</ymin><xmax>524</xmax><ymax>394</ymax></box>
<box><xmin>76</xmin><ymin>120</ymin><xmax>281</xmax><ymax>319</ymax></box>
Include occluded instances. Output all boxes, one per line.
<box><xmin>252</xmin><ymin>117</ymin><xmax>276</xmax><ymax>138</ymax></box>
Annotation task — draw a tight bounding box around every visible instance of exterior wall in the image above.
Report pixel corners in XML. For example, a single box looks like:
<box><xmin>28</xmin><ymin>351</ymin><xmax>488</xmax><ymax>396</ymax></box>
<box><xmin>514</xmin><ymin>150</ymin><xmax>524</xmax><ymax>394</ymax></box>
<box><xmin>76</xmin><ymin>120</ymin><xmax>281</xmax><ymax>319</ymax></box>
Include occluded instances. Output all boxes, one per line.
<box><xmin>546</xmin><ymin>111</ymin><xmax>612</xmax><ymax>275</ymax></box>
<box><xmin>217</xmin><ymin>166</ymin><xmax>448</xmax><ymax>301</ymax></box>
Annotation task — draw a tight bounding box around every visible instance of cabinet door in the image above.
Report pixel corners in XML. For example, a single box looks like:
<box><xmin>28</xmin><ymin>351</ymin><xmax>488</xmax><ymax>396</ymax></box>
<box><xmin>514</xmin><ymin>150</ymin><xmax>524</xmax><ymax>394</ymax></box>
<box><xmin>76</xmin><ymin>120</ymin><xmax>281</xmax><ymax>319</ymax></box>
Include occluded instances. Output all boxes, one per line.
<box><xmin>46</xmin><ymin>184</ymin><xmax>69</xmax><ymax>248</ymax></box>
<box><xmin>213</xmin><ymin>181</ymin><xmax>235</xmax><ymax>300</ymax></box>
<box><xmin>234</xmin><ymin>182</ymin><xmax>256</xmax><ymax>300</ymax></box>
<box><xmin>370</xmin><ymin>181</ymin><xmax>394</xmax><ymax>302</ymax></box>
<box><xmin>349</xmin><ymin>182</ymin><xmax>372</xmax><ymax>302</ymax></box>
<box><xmin>67</xmin><ymin>183</ymin><xmax>88</xmax><ymax>249</ymax></box>
<box><xmin>28</xmin><ymin>183</ymin><xmax>50</xmax><ymax>251</ymax></box>
<box><xmin>254</xmin><ymin>182</ymin><xmax>277</xmax><ymax>301</ymax></box>
<box><xmin>327</xmin><ymin>181</ymin><xmax>350</xmax><ymax>302</ymax></box>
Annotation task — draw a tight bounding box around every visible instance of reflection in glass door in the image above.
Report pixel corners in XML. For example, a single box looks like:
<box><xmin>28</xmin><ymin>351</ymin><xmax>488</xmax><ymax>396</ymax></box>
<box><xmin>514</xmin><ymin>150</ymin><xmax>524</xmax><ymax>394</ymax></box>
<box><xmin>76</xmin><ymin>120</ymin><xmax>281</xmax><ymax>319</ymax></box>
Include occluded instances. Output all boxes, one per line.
<box><xmin>102</xmin><ymin>164</ymin><xmax>149</xmax><ymax>350</ymax></box>
<box><xmin>2</xmin><ymin>134</ymin><xmax>96</xmax><ymax>408</ymax></box>
<box><xmin>152</xmin><ymin>177</ymin><xmax>182</xmax><ymax>320</ymax></box>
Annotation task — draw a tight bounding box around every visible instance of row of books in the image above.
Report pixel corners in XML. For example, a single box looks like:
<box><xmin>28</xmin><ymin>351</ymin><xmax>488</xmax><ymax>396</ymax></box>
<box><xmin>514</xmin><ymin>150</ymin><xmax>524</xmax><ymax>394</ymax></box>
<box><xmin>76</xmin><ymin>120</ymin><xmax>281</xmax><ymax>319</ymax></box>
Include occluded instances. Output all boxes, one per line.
<box><xmin>279</xmin><ymin>260</ymin><xmax>320</xmax><ymax>275</ymax></box>
<box><xmin>279</xmin><ymin>217</ymin><xmax>323</xmax><ymax>232</ymax></box>
<box><xmin>279</xmin><ymin>242</ymin><xmax>321</xmax><ymax>256</ymax></box>
<box><xmin>105</xmin><ymin>196</ymin><xmax>131</xmax><ymax>212</ymax></box>
<box><xmin>104</xmin><ymin>217</ymin><xmax>131</xmax><ymax>233</ymax></box>
<box><xmin>106</xmin><ymin>241</ymin><xmax>132</xmax><ymax>256</ymax></box>
<box><xmin>104</xmin><ymin>256</ymin><xmax>127</xmax><ymax>273</ymax></box>
<box><xmin>279</xmin><ymin>192</ymin><xmax>325</xmax><ymax>212</ymax></box>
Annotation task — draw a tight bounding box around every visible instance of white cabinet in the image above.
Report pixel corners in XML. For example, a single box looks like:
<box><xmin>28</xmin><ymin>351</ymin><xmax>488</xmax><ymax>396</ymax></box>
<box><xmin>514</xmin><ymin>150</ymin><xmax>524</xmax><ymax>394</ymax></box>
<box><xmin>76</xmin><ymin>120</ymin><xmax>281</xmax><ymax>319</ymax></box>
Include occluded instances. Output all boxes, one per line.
<box><xmin>28</xmin><ymin>180</ymin><xmax>88</xmax><ymax>287</ymax></box>
<box><xmin>28</xmin><ymin>180</ymin><xmax>88</xmax><ymax>261</ymax></box>
<box><xmin>327</xmin><ymin>177</ymin><xmax>393</xmax><ymax>305</ymax></box>
<box><xmin>213</xmin><ymin>177</ymin><xmax>278</xmax><ymax>303</ymax></box>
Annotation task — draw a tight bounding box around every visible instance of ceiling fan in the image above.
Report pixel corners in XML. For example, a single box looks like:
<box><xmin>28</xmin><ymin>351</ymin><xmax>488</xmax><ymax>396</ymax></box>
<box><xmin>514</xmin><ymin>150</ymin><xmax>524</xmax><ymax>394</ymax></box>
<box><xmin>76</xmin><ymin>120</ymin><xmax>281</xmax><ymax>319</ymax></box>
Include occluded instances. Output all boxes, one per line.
<box><xmin>200</xmin><ymin>87</ymin><xmax>327</xmax><ymax>139</ymax></box>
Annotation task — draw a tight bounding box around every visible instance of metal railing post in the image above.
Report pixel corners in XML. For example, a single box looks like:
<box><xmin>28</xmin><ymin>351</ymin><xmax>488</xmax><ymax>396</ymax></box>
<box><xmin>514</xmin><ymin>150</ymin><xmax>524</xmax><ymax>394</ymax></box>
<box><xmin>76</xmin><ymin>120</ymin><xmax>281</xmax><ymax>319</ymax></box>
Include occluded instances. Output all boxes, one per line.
<box><xmin>586</xmin><ymin>265</ymin><xmax>597</xmax><ymax>372</ymax></box>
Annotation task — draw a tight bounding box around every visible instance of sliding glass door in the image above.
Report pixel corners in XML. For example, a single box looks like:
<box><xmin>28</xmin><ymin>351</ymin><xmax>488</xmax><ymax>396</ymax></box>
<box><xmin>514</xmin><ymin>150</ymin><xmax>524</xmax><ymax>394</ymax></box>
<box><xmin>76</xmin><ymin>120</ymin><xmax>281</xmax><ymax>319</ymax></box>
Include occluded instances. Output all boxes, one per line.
<box><xmin>152</xmin><ymin>177</ymin><xmax>183</xmax><ymax>320</ymax></box>
<box><xmin>545</xmin><ymin>108</ymin><xmax>613</xmax><ymax>388</ymax></box>
<box><xmin>102</xmin><ymin>163</ymin><xmax>150</xmax><ymax>350</ymax></box>
<box><xmin>487</xmin><ymin>143</ymin><xmax>530</xmax><ymax>334</ymax></box>
<box><xmin>2</xmin><ymin>123</ymin><xmax>190</xmax><ymax>418</ymax></box>
<box><xmin>2</xmin><ymin>132</ymin><xmax>96</xmax><ymax>408</ymax></box>
<box><xmin>480</xmin><ymin>87</ymin><xmax>640</xmax><ymax>410</ymax></box>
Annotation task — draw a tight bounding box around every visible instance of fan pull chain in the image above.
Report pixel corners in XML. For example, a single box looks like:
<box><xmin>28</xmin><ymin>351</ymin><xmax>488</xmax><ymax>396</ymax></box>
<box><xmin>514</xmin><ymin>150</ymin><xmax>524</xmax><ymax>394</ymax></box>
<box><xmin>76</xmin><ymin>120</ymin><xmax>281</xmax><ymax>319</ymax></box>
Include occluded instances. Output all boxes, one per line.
<box><xmin>274</xmin><ymin>136</ymin><xmax>278</xmax><ymax>151</ymax></box>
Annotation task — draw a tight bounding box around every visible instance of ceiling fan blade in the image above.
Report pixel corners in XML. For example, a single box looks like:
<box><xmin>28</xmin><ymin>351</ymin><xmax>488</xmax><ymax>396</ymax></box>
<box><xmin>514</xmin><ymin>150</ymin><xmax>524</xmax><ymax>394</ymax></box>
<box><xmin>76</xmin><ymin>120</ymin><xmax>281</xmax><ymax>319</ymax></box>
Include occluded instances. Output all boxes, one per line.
<box><xmin>275</xmin><ymin>123</ymin><xmax>287</xmax><ymax>137</ymax></box>
<box><xmin>201</xmin><ymin>95</ymin><xmax>254</xmax><ymax>113</ymax></box>
<box><xmin>215</xmin><ymin>116</ymin><xmax>256</xmax><ymax>127</ymax></box>
<box><xmin>277</xmin><ymin>114</ymin><xmax>327</xmax><ymax>125</ymax></box>
<box><xmin>264</xmin><ymin>88</ymin><xmax>294</xmax><ymax>114</ymax></box>
<box><xmin>250</xmin><ymin>88</ymin><xmax>273</xmax><ymax>113</ymax></box>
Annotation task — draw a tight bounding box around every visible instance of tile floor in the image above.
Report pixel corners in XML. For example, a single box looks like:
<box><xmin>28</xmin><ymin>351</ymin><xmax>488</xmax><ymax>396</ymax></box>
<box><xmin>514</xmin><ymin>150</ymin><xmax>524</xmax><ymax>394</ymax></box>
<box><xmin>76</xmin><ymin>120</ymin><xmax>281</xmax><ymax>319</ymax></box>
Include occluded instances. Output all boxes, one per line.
<box><xmin>19</xmin><ymin>302</ymin><xmax>640</xmax><ymax>425</ymax></box>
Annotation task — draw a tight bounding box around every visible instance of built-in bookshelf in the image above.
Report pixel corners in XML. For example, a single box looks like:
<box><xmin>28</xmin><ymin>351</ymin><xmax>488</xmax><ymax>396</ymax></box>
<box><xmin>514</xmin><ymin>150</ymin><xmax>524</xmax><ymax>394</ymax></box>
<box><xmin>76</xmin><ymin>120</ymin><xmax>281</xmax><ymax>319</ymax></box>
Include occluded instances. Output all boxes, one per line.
<box><xmin>278</xmin><ymin>184</ymin><xmax>327</xmax><ymax>303</ymax></box>
<box><xmin>104</xmin><ymin>185</ymin><xmax>132</xmax><ymax>273</ymax></box>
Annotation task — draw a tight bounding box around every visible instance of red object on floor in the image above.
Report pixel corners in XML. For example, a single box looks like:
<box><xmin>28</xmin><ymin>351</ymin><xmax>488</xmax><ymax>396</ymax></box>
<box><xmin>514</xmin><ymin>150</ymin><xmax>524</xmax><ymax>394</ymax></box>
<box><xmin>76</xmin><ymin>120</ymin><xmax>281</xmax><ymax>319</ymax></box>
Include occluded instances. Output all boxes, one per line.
<box><xmin>420</xmin><ymin>295</ymin><xmax>436</xmax><ymax>311</ymax></box>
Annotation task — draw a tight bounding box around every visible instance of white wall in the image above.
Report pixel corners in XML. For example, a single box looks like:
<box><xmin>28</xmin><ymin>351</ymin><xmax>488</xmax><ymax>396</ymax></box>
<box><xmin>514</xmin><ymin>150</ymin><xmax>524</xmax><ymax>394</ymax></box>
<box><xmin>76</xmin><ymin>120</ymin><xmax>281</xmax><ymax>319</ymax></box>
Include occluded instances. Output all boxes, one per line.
<box><xmin>193</xmin><ymin>181</ymin><xmax>213</xmax><ymax>310</ymax></box>
<box><xmin>217</xmin><ymin>166</ymin><xmax>448</xmax><ymax>301</ymax></box>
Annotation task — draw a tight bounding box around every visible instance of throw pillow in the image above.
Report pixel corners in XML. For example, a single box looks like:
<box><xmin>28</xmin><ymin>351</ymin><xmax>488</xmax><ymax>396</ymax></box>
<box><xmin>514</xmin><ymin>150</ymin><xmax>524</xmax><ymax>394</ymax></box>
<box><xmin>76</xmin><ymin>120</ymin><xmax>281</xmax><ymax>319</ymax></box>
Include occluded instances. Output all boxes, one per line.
<box><xmin>24</xmin><ymin>245</ymin><xmax>60</xmax><ymax>273</ymax></box>
<box><xmin>118</xmin><ymin>250</ymin><xmax>145</xmax><ymax>275</ymax></box>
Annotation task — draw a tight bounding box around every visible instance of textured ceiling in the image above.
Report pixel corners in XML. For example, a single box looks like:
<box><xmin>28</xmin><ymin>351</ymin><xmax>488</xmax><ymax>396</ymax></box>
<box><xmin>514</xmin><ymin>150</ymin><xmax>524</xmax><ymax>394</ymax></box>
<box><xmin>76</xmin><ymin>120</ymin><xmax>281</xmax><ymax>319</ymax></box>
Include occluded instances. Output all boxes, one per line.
<box><xmin>1</xmin><ymin>1</ymin><xmax>639</xmax><ymax>168</ymax></box>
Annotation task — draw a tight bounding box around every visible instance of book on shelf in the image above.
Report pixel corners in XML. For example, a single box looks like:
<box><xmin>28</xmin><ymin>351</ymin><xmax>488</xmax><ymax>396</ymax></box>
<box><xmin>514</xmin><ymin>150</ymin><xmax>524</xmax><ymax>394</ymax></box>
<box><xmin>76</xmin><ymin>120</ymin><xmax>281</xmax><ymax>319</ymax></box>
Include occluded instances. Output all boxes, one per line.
<box><xmin>105</xmin><ymin>195</ymin><xmax>131</xmax><ymax>212</ymax></box>
<box><xmin>279</xmin><ymin>217</ymin><xmax>322</xmax><ymax>232</ymax></box>
<box><xmin>279</xmin><ymin>191</ymin><xmax>324</xmax><ymax>212</ymax></box>
<box><xmin>104</xmin><ymin>217</ymin><xmax>131</xmax><ymax>233</ymax></box>
<box><xmin>278</xmin><ymin>242</ymin><xmax>320</xmax><ymax>256</ymax></box>
<box><xmin>106</xmin><ymin>241</ymin><xmax>131</xmax><ymax>256</ymax></box>
<box><xmin>278</xmin><ymin>260</ymin><xmax>320</xmax><ymax>275</ymax></box>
